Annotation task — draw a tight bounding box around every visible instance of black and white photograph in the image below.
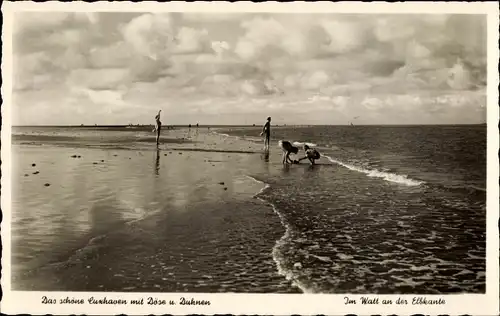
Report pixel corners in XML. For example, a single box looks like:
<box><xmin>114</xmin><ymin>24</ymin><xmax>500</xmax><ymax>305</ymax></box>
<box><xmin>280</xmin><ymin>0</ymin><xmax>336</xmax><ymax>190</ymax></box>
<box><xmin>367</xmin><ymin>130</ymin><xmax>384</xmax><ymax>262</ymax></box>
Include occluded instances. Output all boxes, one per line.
<box><xmin>1</xmin><ymin>2</ymin><xmax>498</xmax><ymax>315</ymax></box>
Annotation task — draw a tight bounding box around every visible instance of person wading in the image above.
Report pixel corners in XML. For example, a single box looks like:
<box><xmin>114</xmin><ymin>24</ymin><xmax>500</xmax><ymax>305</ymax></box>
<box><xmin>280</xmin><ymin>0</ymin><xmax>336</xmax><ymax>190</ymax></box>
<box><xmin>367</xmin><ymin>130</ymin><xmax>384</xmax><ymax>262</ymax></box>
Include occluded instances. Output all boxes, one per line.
<box><xmin>260</xmin><ymin>116</ymin><xmax>271</xmax><ymax>151</ymax></box>
<box><xmin>153</xmin><ymin>110</ymin><xmax>162</xmax><ymax>147</ymax></box>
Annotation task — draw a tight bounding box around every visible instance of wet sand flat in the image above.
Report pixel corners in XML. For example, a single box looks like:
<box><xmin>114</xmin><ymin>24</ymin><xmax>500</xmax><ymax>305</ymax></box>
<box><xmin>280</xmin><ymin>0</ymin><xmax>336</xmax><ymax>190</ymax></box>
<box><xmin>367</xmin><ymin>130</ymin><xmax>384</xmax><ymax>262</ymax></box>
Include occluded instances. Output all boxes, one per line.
<box><xmin>12</xmin><ymin>129</ymin><xmax>297</xmax><ymax>292</ymax></box>
<box><xmin>10</xmin><ymin>126</ymin><xmax>486</xmax><ymax>294</ymax></box>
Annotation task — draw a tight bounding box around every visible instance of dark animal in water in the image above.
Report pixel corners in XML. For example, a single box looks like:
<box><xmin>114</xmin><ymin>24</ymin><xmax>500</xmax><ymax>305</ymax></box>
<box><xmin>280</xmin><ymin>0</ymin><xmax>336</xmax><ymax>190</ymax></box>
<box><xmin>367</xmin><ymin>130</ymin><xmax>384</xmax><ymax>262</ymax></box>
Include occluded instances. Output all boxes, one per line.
<box><xmin>279</xmin><ymin>140</ymin><xmax>299</xmax><ymax>164</ymax></box>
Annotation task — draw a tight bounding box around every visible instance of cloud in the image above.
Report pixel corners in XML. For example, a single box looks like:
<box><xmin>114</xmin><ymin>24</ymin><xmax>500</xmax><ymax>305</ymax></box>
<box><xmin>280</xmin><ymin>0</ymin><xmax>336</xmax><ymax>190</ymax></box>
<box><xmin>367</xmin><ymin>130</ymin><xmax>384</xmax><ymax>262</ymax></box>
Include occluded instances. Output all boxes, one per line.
<box><xmin>447</xmin><ymin>60</ymin><xmax>473</xmax><ymax>90</ymax></box>
<box><xmin>69</xmin><ymin>68</ymin><xmax>129</xmax><ymax>90</ymax></box>
<box><xmin>211</xmin><ymin>41</ymin><xmax>230</xmax><ymax>54</ymax></box>
<box><xmin>301</xmin><ymin>70</ymin><xmax>333</xmax><ymax>90</ymax></box>
<box><xmin>173</xmin><ymin>27</ymin><xmax>210</xmax><ymax>54</ymax></box>
<box><xmin>122</xmin><ymin>13</ymin><xmax>175</xmax><ymax>60</ymax></box>
<box><xmin>362</xmin><ymin>96</ymin><xmax>385</xmax><ymax>110</ymax></box>
<box><xmin>226</xmin><ymin>14</ymin><xmax>487</xmax><ymax>98</ymax></box>
<box><xmin>72</xmin><ymin>87</ymin><xmax>127</xmax><ymax>108</ymax></box>
<box><xmin>320</xmin><ymin>18</ymin><xmax>371</xmax><ymax>54</ymax></box>
<box><xmin>13</xmin><ymin>52</ymin><xmax>61</xmax><ymax>91</ymax></box>
<box><xmin>129</xmin><ymin>55</ymin><xmax>173</xmax><ymax>83</ymax></box>
<box><xmin>234</xmin><ymin>17</ymin><xmax>289</xmax><ymax>61</ymax></box>
<box><xmin>13</xmin><ymin>12</ymin><xmax>96</xmax><ymax>35</ymax></box>
<box><xmin>182</xmin><ymin>13</ymin><xmax>251</xmax><ymax>22</ymax></box>
<box><xmin>11</xmin><ymin>12</ymin><xmax>487</xmax><ymax>125</ymax></box>
<box><xmin>88</xmin><ymin>41</ymin><xmax>133</xmax><ymax>69</ymax></box>
<box><xmin>240</xmin><ymin>80</ymin><xmax>273</xmax><ymax>96</ymax></box>
<box><xmin>13</xmin><ymin>12</ymin><xmax>98</xmax><ymax>55</ymax></box>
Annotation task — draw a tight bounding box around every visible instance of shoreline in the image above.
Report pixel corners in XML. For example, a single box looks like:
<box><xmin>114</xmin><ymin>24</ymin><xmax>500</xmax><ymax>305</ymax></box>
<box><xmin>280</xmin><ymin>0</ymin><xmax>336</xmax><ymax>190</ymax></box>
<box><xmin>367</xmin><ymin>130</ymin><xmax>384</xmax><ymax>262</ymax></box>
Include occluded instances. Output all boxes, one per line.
<box><xmin>11</xmin><ymin>129</ymin><xmax>300</xmax><ymax>293</ymax></box>
<box><xmin>246</xmin><ymin>175</ymin><xmax>310</xmax><ymax>294</ymax></box>
<box><xmin>10</xmin><ymin>126</ymin><xmax>487</xmax><ymax>294</ymax></box>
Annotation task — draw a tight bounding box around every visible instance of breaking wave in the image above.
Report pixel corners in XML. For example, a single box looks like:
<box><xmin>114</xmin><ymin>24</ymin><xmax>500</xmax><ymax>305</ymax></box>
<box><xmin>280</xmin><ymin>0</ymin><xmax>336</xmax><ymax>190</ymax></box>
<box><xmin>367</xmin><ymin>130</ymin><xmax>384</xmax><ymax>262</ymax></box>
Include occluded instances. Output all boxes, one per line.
<box><xmin>325</xmin><ymin>155</ymin><xmax>424</xmax><ymax>186</ymax></box>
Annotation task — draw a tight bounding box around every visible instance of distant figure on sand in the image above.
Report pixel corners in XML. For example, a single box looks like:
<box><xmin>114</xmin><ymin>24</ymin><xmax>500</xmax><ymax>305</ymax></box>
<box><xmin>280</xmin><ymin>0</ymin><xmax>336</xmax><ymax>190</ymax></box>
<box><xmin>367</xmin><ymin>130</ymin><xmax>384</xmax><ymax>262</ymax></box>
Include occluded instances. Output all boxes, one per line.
<box><xmin>260</xmin><ymin>117</ymin><xmax>271</xmax><ymax>150</ymax></box>
<box><xmin>152</xmin><ymin>110</ymin><xmax>162</xmax><ymax>146</ymax></box>
<box><xmin>296</xmin><ymin>144</ymin><xmax>321</xmax><ymax>165</ymax></box>
<box><xmin>279</xmin><ymin>140</ymin><xmax>299</xmax><ymax>164</ymax></box>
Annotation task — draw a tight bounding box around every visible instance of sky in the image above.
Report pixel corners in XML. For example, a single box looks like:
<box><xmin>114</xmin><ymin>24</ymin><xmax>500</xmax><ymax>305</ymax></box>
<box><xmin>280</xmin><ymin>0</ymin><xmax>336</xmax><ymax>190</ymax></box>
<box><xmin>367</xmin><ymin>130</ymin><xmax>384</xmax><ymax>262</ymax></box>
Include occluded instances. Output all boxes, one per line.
<box><xmin>12</xmin><ymin>12</ymin><xmax>487</xmax><ymax>125</ymax></box>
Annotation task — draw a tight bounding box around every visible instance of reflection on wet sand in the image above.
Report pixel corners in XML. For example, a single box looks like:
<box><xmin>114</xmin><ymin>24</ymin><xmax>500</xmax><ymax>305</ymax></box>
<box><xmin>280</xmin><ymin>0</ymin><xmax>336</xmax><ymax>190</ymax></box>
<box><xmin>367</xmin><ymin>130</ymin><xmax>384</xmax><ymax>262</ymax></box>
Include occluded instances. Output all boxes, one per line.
<box><xmin>282</xmin><ymin>164</ymin><xmax>291</xmax><ymax>173</ymax></box>
<box><xmin>154</xmin><ymin>149</ymin><xmax>160</xmax><ymax>176</ymax></box>
<box><xmin>261</xmin><ymin>151</ymin><xmax>270</xmax><ymax>162</ymax></box>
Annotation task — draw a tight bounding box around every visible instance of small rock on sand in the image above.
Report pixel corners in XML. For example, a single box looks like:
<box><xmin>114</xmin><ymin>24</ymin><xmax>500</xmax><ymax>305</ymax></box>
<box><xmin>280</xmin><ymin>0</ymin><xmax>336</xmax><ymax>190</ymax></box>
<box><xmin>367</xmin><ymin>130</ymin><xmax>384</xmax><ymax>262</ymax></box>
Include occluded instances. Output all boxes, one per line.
<box><xmin>24</xmin><ymin>174</ymin><xmax>29</xmax><ymax>177</ymax></box>
<box><xmin>218</xmin><ymin>182</ymin><xmax>225</xmax><ymax>185</ymax></box>
<box><xmin>179</xmin><ymin>153</ymin><xmax>182</xmax><ymax>155</ymax></box>
<box><xmin>31</xmin><ymin>163</ymin><xmax>36</xmax><ymax>167</ymax></box>
<box><xmin>71</xmin><ymin>155</ymin><xmax>77</xmax><ymax>158</ymax></box>
<box><xmin>77</xmin><ymin>155</ymin><xmax>81</xmax><ymax>158</ymax></box>
<box><xmin>44</xmin><ymin>183</ymin><xmax>50</xmax><ymax>187</ymax></box>
<box><xmin>101</xmin><ymin>160</ymin><xmax>104</xmax><ymax>162</ymax></box>
<box><xmin>33</xmin><ymin>171</ymin><xmax>39</xmax><ymax>175</ymax></box>
<box><xmin>93</xmin><ymin>162</ymin><xmax>98</xmax><ymax>164</ymax></box>
<box><xmin>164</xmin><ymin>154</ymin><xmax>167</xmax><ymax>156</ymax></box>
<box><xmin>224</xmin><ymin>187</ymin><xmax>228</xmax><ymax>190</ymax></box>
<box><xmin>113</xmin><ymin>154</ymin><xmax>118</xmax><ymax>157</ymax></box>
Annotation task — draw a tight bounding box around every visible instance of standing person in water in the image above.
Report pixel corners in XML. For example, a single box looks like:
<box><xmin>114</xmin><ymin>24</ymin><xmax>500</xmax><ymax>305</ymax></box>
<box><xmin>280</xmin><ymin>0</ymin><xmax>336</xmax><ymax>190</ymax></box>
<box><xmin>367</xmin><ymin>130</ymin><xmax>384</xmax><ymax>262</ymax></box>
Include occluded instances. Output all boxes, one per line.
<box><xmin>260</xmin><ymin>116</ymin><xmax>271</xmax><ymax>151</ymax></box>
<box><xmin>153</xmin><ymin>110</ymin><xmax>162</xmax><ymax>147</ymax></box>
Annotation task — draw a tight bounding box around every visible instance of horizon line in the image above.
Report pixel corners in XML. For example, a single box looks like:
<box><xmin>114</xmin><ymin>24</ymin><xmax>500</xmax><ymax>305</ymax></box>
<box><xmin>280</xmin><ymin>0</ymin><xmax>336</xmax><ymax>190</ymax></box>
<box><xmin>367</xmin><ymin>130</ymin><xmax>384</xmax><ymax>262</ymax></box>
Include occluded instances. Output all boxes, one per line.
<box><xmin>11</xmin><ymin>123</ymin><xmax>487</xmax><ymax>127</ymax></box>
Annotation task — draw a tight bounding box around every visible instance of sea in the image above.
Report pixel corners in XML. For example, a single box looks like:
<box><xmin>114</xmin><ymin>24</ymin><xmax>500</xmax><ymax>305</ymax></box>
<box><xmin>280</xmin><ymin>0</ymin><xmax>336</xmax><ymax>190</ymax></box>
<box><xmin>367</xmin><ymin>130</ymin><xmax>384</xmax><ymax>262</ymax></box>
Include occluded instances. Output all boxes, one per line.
<box><xmin>220</xmin><ymin>125</ymin><xmax>487</xmax><ymax>294</ymax></box>
<box><xmin>8</xmin><ymin>125</ymin><xmax>486</xmax><ymax>294</ymax></box>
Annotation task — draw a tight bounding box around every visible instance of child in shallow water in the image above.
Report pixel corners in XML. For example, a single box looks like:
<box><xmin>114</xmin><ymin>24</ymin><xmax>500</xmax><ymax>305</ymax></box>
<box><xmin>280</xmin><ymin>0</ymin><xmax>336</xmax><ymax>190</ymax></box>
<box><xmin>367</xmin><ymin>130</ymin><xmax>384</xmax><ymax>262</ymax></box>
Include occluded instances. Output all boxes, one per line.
<box><xmin>295</xmin><ymin>144</ymin><xmax>321</xmax><ymax>165</ymax></box>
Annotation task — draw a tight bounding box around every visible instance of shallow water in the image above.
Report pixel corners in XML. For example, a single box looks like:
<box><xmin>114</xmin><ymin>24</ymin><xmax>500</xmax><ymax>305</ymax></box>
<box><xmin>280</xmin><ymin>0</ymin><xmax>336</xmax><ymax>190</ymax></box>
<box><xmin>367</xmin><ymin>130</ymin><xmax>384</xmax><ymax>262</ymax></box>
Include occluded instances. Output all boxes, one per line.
<box><xmin>9</xmin><ymin>125</ymin><xmax>486</xmax><ymax>293</ymax></box>
<box><xmin>223</xmin><ymin>125</ymin><xmax>486</xmax><ymax>189</ymax></box>
<box><xmin>221</xmin><ymin>125</ymin><xmax>486</xmax><ymax>294</ymax></box>
<box><xmin>11</xmin><ymin>129</ymin><xmax>298</xmax><ymax>293</ymax></box>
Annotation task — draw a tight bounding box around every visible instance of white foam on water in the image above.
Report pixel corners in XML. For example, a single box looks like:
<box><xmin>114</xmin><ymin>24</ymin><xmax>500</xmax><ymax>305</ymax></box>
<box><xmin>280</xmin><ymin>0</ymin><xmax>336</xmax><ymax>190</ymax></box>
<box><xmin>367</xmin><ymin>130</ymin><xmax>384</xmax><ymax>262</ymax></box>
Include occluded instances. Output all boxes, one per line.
<box><xmin>409</xmin><ymin>265</ymin><xmax>434</xmax><ymax>272</ymax></box>
<box><xmin>245</xmin><ymin>175</ymin><xmax>271</xmax><ymax>196</ymax></box>
<box><xmin>212</xmin><ymin>131</ymin><xmax>230</xmax><ymax>138</ymax></box>
<box><xmin>468</xmin><ymin>185</ymin><xmax>486</xmax><ymax>192</ymax></box>
<box><xmin>245</xmin><ymin>175</ymin><xmax>316</xmax><ymax>294</ymax></box>
<box><xmin>467</xmin><ymin>253</ymin><xmax>484</xmax><ymax>260</ymax></box>
<box><xmin>292</xmin><ymin>141</ymin><xmax>318</xmax><ymax>147</ymax></box>
<box><xmin>391</xmin><ymin>275</ymin><xmax>426</xmax><ymax>287</ymax></box>
<box><xmin>337</xmin><ymin>253</ymin><xmax>354</xmax><ymax>260</ymax></box>
<box><xmin>210</xmin><ymin>130</ymin><xmax>245</xmax><ymax>142</ymax></box>
<box><xmin>324</xmin><ymin>155</ymin><xmax>424</xmax><ymax>186</ymax></box>
<box><xmin>309</xmin><ymin>254</ymin><xmax>333</xmax><ymax>263</ymax></box>
<box><xmin>454</xmin><ymin>269</ymin><xmax>474</xmax><ymax>276</ymax></box>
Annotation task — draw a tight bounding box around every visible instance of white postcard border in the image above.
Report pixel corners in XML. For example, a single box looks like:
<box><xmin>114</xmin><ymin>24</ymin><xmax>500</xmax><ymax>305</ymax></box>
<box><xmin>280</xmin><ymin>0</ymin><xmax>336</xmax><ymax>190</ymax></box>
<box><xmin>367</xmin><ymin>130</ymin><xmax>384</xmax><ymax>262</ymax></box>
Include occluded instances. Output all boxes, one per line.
<box><xmin>1</xmin><ymin>2</ymin><xmax>498</xmax><ymax>315</ymax></box>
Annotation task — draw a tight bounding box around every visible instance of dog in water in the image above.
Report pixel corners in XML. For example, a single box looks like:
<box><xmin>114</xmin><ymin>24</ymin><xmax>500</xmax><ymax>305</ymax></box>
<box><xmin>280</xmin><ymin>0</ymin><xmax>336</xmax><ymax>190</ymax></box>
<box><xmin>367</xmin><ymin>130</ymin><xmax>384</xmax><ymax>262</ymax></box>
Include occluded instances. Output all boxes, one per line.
<box><xmin>278</xmin><ymin>140</ymin><xmax>299</xmax><ymax>164</ymax></box>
